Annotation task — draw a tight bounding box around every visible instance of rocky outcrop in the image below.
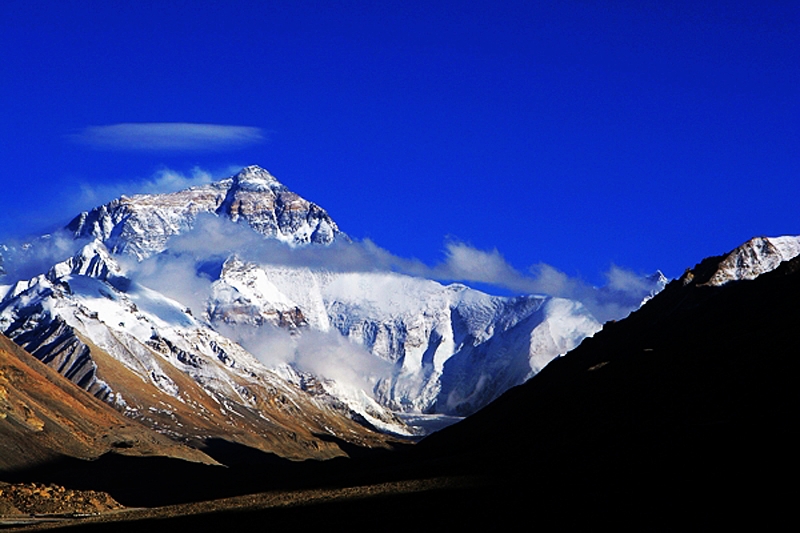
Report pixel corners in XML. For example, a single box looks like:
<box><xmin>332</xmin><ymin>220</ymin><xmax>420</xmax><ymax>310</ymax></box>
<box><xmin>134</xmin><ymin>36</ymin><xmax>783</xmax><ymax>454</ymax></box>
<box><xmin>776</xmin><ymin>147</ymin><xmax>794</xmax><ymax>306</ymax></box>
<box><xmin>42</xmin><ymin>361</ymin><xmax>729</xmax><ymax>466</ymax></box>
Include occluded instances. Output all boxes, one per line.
<box><xmin>2</xmin><ymin>310</ymin><xmax>110</xmax><ymax>400</ymax></box>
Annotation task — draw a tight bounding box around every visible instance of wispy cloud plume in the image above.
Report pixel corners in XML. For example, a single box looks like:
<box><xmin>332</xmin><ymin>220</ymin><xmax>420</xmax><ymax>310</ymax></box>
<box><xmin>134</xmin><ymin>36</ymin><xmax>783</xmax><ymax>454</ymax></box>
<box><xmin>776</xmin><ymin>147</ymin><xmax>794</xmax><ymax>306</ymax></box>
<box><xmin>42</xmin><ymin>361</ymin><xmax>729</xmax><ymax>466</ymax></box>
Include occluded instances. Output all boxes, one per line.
<box><xmin>420</xmin><ymin>242</ymin><xmax>665</xmax><ymax>323</ymax></box>
<box><xmin>77</xmin><ymin>167</ymin><xmax>214</xmax><ymax>209</ymax></box>
<box><xmin>213</xmin><ymin>322</ymin><xmax>393</xmax><ymax>398</ymax></box>
<box><xmin>0</xmin><ymin>230</ymin><xmax>89</xmax><ymax>282</ymax></box>
<box><xmin>127</xmin><ymin>216</ymin><xmax>664</xmax><ymax>324</ymax></box>
<box><xmin>432</xmin><ymin>242</ymin><xmax>532</xmax><ymax>292</ymax></box>
<box><xmin>70</xmin><ymin>123</ymin><xmax>265</xmax><ymax>151</ymax></box>
<box><xmin>159</xmin><ymin>214</ymin><xmax>430</xmax><ymax>275</ymax></box>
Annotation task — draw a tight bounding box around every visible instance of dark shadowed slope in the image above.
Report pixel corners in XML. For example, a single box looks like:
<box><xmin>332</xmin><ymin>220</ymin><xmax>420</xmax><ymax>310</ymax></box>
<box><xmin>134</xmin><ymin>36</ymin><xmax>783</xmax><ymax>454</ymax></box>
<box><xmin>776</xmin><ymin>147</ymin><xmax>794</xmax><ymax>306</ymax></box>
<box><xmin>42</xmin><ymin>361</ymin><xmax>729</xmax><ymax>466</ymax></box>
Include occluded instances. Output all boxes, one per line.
<box><xmin>416</xmin><ymin>249</ymin><xmax>799</xmax><ymax>528</ymax></box>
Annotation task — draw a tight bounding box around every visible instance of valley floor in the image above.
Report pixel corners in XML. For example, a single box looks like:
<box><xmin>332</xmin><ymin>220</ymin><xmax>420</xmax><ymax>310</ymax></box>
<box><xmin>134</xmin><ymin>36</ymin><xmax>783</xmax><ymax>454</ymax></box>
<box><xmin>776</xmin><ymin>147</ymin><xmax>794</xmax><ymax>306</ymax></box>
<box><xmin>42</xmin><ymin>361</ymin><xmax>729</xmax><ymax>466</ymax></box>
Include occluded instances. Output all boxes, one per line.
<box><xmin>0</xmin><ymin>476</ymin><xmax>478</xmax><ymax>531</ymax></box>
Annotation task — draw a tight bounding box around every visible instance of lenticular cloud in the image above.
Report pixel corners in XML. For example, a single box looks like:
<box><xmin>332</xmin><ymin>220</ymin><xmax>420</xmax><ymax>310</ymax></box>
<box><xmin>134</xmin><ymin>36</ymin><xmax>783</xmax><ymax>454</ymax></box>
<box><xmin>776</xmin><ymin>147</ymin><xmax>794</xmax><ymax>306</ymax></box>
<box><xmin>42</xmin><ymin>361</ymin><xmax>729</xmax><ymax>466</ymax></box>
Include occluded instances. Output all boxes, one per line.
<box><xmin>70</xmin><ymin>123</ymin><xmax>265</xmax><ymax>151</ymax></box>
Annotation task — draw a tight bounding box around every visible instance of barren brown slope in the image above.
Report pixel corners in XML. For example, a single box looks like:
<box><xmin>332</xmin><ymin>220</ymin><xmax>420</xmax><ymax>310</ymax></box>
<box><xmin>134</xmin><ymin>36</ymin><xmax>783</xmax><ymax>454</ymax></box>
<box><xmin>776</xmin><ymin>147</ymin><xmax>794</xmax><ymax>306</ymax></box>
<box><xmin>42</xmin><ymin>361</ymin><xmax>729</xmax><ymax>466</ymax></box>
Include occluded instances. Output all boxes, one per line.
<box><xmin>0</xmin><ymin>333</ymin><xmax>214</xmax><ymax>471</ymax></box>
<box><xmin>78</xmin><ymin>330</ymin><xmax>393</xmax><ymax>460</ymax></box>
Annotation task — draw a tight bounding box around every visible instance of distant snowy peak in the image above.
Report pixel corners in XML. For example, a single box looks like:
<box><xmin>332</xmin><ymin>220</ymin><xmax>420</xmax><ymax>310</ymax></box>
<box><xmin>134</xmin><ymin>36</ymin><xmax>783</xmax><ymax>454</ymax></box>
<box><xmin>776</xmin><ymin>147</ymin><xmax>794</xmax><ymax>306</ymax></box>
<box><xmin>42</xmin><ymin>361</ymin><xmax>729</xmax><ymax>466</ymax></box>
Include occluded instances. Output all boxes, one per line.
<box><xmin>701</xmin><ymin>236</ymin><xmax>800</xmax><ymax>286</ymax></box>
<box><xmin>66</xmin><ymin>165</ymin><xmax>345</xmax><ymax>260</ymax></box>
<box><xmin>47</xmin><ymin>239</ymin><xmax>121</xmax><ymax>282</ymax></box>
<box><xmin>203</xmin><ymin>261</ymin><xmax>601</xmax><ymax>417</ymax></box>
<box><xmin>648</xmin><ymin>270</ymin><xmax>669</xmax><ymax>287</ymax></box>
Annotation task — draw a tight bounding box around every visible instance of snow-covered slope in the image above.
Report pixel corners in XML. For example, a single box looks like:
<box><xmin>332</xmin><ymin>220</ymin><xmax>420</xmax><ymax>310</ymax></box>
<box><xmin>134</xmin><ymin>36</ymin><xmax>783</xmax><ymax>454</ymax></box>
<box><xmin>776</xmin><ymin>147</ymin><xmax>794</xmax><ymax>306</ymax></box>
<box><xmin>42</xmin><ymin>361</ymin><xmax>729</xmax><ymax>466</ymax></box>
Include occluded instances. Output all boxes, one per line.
<box><xmin>702</xmin><ymin>236</ymin><xmax>800</xmax><ymax>286</ymax></box>
<box><xmin>208</xmin><ymin>260</ymin><xmax>602</xmax><ymax>417</ymax></box>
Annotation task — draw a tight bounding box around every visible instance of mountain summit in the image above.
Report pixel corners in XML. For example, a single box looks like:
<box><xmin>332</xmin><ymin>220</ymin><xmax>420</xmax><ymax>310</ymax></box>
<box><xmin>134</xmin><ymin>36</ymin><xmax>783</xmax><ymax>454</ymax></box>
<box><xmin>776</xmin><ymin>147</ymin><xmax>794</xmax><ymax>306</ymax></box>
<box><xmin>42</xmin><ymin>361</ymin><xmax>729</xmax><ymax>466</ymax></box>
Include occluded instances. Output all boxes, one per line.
<box><xmin>66</xmin><ymin>165</ymin><xmax>345</xmax><ymax>260</ymax></box>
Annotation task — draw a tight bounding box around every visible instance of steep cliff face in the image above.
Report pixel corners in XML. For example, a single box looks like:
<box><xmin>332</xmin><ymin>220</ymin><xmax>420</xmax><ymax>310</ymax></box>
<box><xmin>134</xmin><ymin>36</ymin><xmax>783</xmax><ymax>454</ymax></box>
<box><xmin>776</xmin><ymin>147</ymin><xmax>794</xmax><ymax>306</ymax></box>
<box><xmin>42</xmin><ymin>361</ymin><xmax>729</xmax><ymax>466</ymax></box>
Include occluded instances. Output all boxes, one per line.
<box><xmin>209</xmin><ymin>261</ymin><xmax>602</xmax><ymax>417</ymax></box>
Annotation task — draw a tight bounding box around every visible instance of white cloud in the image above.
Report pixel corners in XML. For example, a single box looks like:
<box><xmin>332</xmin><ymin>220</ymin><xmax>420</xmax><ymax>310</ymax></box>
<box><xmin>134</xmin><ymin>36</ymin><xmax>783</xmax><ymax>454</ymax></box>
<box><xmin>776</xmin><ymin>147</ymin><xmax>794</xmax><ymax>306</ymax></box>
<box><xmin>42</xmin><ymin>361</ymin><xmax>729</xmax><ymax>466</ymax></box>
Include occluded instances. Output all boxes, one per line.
<box><xmin>423</xmin><ymin>241</ymin><xmax>664</xmax><ymax>323</ymax></box>
<box><xmin>294</xmin><ymin>330</ymin><xmax>394</xmax><ymax>394</ymax></box>
<box><xmin>0</xmin><ymin>230</ymin><xmax>89</xmax><ymax>282</ymax></box>
<box><xmin>70</xmin><ymin>123</ymin><xmax>265</xmax><ymax>151</ymax></box>
<box><xmin>140</xmin><ymin>167</ymin><xmax>214</xmax><ymax>194</ymax></box>
<box><xmin>433</xmin><ymin>242</ymin><xmax>526</xmax><ymax>288</ymax></box>
<box><xmin>125</xmin><ymin>252</ymin><xmax>215</xmax><ymax>318</ymax></box>
<box><xmin>161</xmin><ymin>214</ymin><xmax>430</xmax><ymax>276</ymax></box>
<box><xmin>142</xmin><ymin>218</ymin><xmax>663</xmax><ymax>324</ymax></box>
<box><xmin>604</xmin><ymin>264</ymin><xmax>656</xmax><ymax>296</ymax></box>
<box><xmin>214</xmin><ymin>321</ymin><xmax>393</xmax><ymax>398</ymax></box>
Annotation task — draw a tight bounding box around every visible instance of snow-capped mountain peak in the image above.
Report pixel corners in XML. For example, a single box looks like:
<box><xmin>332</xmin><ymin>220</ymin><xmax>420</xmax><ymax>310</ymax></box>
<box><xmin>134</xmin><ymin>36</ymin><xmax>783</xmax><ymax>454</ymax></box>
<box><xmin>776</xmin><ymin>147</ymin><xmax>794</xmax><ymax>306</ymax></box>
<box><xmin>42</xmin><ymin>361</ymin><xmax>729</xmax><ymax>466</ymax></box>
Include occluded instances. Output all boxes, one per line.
<box><xmin>229</xmin><ymin>165</ymin><xmax>285</xmax><ymax>193</ymax></box>
<box><xmin>65</xmin><ymin>166</ymin><xmax>345</xmax><ymax>260</ymax></box>
<box><xmin>0</xmin><ymin>165</ymin><xmax>684</xmax><ymax>442</ymax></box>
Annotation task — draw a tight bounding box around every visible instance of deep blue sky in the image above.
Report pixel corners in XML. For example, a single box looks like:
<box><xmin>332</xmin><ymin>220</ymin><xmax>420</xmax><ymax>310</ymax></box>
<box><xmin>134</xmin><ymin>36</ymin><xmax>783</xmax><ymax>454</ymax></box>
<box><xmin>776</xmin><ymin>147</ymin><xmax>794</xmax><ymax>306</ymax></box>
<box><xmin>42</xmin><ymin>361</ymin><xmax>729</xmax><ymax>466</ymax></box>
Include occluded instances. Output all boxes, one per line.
<box><xmin>1</xmin><ymin>1</ymin><xmax>797</xmax><ymax>287</ymax></box>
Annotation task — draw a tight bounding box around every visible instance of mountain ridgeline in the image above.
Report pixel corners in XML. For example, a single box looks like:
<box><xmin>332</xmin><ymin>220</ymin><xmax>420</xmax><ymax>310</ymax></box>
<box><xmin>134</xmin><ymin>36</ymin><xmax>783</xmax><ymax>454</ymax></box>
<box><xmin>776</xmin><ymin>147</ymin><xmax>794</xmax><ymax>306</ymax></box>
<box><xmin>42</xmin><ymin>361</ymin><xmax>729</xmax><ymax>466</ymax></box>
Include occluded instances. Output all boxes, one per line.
<box><xmin>0</xmin><ymin>165</ymin><xmax>663</xmax><ymax>466</ymax></box>
<box><xmin>0</xmin><ymin>166</ymin><xmax>796</xmax><ymax>527</ymax></box>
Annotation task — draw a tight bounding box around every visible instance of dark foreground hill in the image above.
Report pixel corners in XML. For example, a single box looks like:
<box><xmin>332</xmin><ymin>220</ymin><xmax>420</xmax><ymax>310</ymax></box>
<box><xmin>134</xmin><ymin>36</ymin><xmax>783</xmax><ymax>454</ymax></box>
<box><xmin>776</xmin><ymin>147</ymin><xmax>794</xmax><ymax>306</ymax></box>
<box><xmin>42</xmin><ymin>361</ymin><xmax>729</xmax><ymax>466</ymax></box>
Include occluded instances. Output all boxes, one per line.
<box><xmin>416</xmin><ymin>248</ymin><xmax>799</xmax><ymax>528</ymax></box>
<box><xmin>2</xmin><ymin>247</ymin><xmax>798</xmax><ymax>531</ymax></box>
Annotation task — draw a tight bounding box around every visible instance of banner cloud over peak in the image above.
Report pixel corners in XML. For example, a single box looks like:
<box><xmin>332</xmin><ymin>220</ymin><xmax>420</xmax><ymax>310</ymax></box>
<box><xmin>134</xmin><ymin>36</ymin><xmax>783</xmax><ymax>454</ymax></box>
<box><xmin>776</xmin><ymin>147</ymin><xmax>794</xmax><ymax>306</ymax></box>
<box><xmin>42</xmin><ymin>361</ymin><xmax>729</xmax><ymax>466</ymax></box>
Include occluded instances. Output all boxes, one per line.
<box><xmin>70</xmin><ymin>123</ymin><xmax>265</xmax><ymax>151</ymax></box>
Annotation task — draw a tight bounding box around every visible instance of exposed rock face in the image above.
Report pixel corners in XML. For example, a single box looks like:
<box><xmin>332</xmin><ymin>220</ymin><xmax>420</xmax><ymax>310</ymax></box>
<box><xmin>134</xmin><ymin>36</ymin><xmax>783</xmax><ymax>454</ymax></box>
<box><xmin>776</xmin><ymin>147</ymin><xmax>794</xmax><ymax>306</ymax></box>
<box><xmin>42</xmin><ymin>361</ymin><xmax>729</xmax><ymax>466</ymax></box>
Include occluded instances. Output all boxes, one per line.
<box><xmin>216</xmin><ymin>166</ymin><xmax>341</xmax><ymax>246</ymax></box>
<box><xmin>0</xmin><ymin>333</ymin><xmax>215</xmax><ymax>471</ymax></box>
<box><xmin>46</xmin><ymin>239</ymin><xmax>123</xmax><ymax>282</ymax></box>
<box><xmin>3</xmin><ymin>311</ymin><xmax>110</xmax><ymax>399</ymax></box>
<box><xmin>66</xmin><ymin>166</ymin><xmax>345</xmax><ymax>260</ymax></box>
<box><xmin>207</xmin><ymin>256</ymin><xmax>309</xmax><ymax>330</ymax></box>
